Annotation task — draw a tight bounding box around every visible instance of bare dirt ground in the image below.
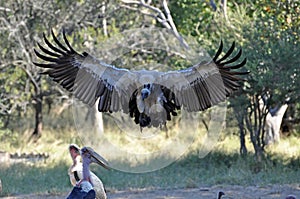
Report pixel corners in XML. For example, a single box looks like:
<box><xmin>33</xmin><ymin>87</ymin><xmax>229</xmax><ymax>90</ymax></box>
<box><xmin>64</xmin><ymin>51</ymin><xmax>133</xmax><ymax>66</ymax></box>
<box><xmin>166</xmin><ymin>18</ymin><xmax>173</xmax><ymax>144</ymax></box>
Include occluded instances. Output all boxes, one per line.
<box><xmin>1</xmin><ymin>184</ymin><xmax>299</xmax><ymax>199</ymax></box>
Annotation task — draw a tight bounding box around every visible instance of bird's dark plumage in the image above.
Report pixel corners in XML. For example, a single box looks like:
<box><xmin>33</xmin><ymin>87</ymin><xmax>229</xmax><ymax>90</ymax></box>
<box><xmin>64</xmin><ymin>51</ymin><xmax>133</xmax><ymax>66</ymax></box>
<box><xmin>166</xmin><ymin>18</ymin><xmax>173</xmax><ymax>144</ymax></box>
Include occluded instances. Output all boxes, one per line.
<box><xmin>218</xmin><ymin>191</ymin><xmax>225</xmax><ymax>199</ymax></box>
<box><xmin>66</xmin><ymin>187</ymin><xmax>96</xmax><ymax>199</ymax></box>
<box><xmin>285</xmin><ymin>195</ymin><xmax>297</xmax><ymax>199</ymax></box>
<box><xmin>34</xmin><ymin>30</ymin><xmax>248</xmax><ymax>129</ymax></box>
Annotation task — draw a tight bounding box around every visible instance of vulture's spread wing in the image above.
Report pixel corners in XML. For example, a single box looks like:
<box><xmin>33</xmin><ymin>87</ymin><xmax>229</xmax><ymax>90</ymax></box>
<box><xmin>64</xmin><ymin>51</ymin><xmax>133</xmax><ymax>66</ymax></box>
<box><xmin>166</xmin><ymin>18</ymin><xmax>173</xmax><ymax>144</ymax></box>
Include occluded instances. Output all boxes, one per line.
<box><xmin>34</xmin><ymin>30</ymin><xmax>248</xmax><ymax>128</ymax></box>
<box><xmin>34</xmin><ymin>30</ymin><xmax>137</xmax><ymax>113</ymax></box>
<box><xmin>160</xmin><ymin>41</ymin><xmax>248</xmax><ymax>112</ymax></box>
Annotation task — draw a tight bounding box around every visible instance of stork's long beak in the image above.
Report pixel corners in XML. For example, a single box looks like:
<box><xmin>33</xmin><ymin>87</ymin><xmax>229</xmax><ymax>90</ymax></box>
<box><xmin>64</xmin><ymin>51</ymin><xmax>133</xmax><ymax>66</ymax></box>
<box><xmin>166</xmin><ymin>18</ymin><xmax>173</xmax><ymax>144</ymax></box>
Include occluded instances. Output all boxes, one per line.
<box><xmin>85</xmin><ymin>147</ymin><xmax>111</xmax><ymax>170</ymax></box>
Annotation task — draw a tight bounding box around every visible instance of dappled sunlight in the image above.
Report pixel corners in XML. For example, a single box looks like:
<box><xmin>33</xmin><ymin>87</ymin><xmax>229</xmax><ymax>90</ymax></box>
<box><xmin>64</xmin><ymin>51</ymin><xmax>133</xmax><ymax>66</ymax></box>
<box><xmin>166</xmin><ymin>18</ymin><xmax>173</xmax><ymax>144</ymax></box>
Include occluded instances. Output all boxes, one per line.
<box><xmin>265</xmin><ymin>136</ymin><xmax>300</xmax><ymax>164</ymax></box>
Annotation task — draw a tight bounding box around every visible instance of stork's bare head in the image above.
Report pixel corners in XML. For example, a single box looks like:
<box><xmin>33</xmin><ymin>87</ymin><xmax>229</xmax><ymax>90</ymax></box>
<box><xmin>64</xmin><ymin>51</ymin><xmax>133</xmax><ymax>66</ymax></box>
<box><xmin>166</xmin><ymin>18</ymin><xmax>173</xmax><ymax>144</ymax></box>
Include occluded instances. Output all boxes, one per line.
<box><xmin>80</xmin><ymin>147</ymin><xmax>110</xmax><ymax>170</ymax></box>
<box><xmin>69</xmin><ymin>144</ymin><xmax>80</xmax><ymax>160</ymax></box>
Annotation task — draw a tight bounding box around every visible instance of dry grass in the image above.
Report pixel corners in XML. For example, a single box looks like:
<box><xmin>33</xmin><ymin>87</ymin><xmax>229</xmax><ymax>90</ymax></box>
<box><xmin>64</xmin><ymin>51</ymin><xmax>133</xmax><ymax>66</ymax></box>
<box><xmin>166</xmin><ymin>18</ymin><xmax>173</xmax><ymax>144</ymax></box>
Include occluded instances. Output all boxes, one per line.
<box><xmin>0</xmin><ymin>111</ymin><xmax>299</xmax><ymax>197</ymax></box>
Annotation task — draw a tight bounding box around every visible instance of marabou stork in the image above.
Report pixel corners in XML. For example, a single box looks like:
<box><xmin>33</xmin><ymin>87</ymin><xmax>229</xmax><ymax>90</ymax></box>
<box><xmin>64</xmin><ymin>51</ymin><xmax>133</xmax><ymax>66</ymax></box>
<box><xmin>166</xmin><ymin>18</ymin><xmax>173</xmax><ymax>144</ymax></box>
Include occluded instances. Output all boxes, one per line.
<box><xmin>67</xmin><ymin>144</ymin><xmax>110</xmax><ymax>199</ymax></box>
<box><xmin>34</xmin><ymin>30</ymin><xmax>248</xmax><ymax>130</ymax></box>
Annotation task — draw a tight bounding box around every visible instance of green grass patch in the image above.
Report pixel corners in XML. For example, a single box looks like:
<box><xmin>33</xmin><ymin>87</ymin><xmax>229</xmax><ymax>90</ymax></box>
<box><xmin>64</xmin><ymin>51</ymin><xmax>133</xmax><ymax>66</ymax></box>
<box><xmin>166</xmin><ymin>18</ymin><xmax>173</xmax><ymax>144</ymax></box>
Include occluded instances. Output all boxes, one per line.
<box><xmin>0</xmin><ymin>124</ymin><xmax>299</xmax><ymax>197</ymax></box>
<box><xmin>0</xmin><ymin>162</ymin><xmax>70</xmax><ymax>196</ymax></box>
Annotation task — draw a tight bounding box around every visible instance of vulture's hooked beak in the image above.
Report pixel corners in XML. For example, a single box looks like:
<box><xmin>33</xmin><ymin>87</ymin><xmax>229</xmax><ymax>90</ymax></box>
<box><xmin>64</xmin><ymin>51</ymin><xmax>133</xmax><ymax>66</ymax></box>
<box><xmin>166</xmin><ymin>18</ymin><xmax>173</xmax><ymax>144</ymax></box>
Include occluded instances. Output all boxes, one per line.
<box><xmin>141</xmin><ymin>88</ymin><xmax>150</xmax><ymax>100</ymax></box>
<box><xmin>82</xmin><ymin>147</ymin><xmax>111</xmax><ymax>170</ymax></box>
<box><xmin>141</xmin><ymin>83</ymin><xmax>152</xmax><ymax>100</ymax></box>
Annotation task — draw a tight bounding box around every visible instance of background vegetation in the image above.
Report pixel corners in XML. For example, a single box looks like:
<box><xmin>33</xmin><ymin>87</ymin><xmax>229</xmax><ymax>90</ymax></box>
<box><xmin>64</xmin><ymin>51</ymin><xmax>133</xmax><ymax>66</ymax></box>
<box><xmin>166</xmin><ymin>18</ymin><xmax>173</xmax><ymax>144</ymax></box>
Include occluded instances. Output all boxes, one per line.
<box><xmin>0</xmin><ymin>0</ymin><xmax>299</xmax><ymax>197</ymax></box>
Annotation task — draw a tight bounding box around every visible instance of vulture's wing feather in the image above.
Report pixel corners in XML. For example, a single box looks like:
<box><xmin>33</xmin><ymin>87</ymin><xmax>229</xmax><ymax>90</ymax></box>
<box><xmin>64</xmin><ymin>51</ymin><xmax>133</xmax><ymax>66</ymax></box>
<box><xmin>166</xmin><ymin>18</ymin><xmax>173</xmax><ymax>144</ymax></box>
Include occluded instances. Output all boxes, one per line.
<box><xmin>34</xmin><ymin>30</ymin><xmax>136</xmax><ymax>113</ymax></box>
<box><xmin>160</xmin><ymin>41</ymin><xmax>248</xmax><ymax>112</ymax></box>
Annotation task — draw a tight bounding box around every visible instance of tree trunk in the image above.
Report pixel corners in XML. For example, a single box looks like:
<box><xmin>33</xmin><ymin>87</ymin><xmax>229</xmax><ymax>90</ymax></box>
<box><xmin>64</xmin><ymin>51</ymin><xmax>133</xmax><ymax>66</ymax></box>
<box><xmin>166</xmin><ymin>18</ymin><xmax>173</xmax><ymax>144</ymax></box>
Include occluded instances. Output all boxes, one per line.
<box><xmin>32</xmin><ymin>93</ymin><xmax>43</xmax><ymax>137</ymax></box>
<box><xmin>101</xmin><ymin>2</ymin><xmax>108</xmax><ymax>37</ymax></box>
<box><xmin>95</xmin><ymin>106</ymin><xmax>104</xmax><ymax>134</ymax></box>
<box><xmin>85</xmin><ymin>104</ymin><xmax>104</xmax><ymax>134</ymax></box>
<box><xmin>239</xmin><ymin>120</ymin><xmax>247</xmax><ymax>156</ymax></box>
<box><xmin>245</xmin><ymin>94</ymin><xmax>268</xmax><ymax>164</ymax></box>
<box><xmin>32</xmin><ymin>76</ymin><xmax>43</xmax><ymax>138</ymax></box>
<box><xmin>221</xmin><ymin>0</ymin><xmax>228</xmax><ymax>22</ymax></box>
<box><xmin>233</xmin><ymin>106</ymin><xmax>248</xmax><ymax>156</ymax></box>
<box><xmin>264</xmin><ymin>104</ymin><xmax>288</xmax><ymax>144</ymax></box>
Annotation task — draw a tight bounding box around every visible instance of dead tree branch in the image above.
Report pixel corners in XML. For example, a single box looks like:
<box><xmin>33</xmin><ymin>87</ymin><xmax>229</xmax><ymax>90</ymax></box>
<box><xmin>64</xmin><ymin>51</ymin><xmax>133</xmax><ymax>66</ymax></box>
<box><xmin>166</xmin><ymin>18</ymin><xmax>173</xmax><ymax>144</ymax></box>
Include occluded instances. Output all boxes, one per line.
<box><xmin>121</xmin><ymin>0</ymin><xmax>189</xmax><ymax>49</ymax></box>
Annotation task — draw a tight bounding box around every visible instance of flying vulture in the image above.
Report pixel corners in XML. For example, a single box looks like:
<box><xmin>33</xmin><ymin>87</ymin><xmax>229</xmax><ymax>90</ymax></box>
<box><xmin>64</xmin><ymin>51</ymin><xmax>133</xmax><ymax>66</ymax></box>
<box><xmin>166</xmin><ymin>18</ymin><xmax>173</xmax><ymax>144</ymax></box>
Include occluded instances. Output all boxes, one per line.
<box><xmin>34</xmin><ymin>30</ymin><xmax>248</xmax><ymax>130</ymax></box>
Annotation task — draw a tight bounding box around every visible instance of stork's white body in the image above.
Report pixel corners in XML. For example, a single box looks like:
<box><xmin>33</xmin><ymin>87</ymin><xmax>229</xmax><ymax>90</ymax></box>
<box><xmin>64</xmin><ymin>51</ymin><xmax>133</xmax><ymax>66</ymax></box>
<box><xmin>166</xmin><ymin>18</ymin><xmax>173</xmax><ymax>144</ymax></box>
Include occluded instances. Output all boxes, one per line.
<box><xmin>68</xmin><ymin>149</ymin><xmax>107</xmax><ymax>199</ymax></box>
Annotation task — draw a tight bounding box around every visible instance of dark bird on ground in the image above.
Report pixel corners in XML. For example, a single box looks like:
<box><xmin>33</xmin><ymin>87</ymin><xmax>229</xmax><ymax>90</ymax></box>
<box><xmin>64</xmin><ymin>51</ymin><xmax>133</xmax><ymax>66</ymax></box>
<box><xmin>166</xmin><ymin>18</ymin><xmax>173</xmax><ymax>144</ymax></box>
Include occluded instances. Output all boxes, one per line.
<box><xmin>218</xmin><ymin>191</ymin><xmax>225</xmax><ymax>199</ymax></box>
<box><xmin>34</xmin><ymin>30</ymin><xmax>248</xmax><ymax>130</ymax></box>
<box><xmin>67</xmin><ymin>145</ymin><xmax>110</xmax><ymax>199</ymax></box>
<box><xmin>285</xmin><ymin>195</ymin><xmax>297</xmax><ymax>199</ymax></box>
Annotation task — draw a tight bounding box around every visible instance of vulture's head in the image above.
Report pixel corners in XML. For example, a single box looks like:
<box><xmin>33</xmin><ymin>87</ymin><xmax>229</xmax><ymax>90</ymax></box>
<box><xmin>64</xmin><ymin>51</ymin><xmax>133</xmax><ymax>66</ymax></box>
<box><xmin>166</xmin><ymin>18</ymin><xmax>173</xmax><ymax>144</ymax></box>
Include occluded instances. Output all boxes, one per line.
<box><xmin>141</xmin><ymin>84</ymin><xmax>152</xmax><ymax>100</ymax></box>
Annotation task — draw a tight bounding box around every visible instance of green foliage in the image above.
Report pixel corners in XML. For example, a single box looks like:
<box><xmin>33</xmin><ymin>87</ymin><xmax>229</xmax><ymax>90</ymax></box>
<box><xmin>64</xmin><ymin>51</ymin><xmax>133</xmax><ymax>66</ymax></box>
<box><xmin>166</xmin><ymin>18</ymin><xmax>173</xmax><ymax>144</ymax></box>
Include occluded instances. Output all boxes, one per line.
<box><xmin>242</xmin><ymin>0</ymin><xmax>299</xmax><ymax>96</ymax></box>
<box><xmin>169</xmin><ymin>0</ymin><xmax>299</xmax><ymax>157</ymax></box>
<box><xmin>0</xmin><ymin>119</ymin><xmax>16</xmax><ymax>146</ymax></box>
<box><xmin>170</xmin><ymin>1</ymin><xmax>215</xmax><ymax>38</ymax></box>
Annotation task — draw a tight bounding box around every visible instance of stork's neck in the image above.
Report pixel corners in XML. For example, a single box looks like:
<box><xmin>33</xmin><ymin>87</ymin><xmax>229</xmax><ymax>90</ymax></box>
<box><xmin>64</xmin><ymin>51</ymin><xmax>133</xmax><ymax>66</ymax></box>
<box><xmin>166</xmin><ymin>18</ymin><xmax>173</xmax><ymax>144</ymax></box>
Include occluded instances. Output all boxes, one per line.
<box><xmin>73</xmin><ymin>155</ymin><xmax>80</xmax><ymax>165</ymax></box>
<box><xmin>82</xmin><ymin>158</ymin><xmax>91</xmax><ymax>182</ymax></box>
